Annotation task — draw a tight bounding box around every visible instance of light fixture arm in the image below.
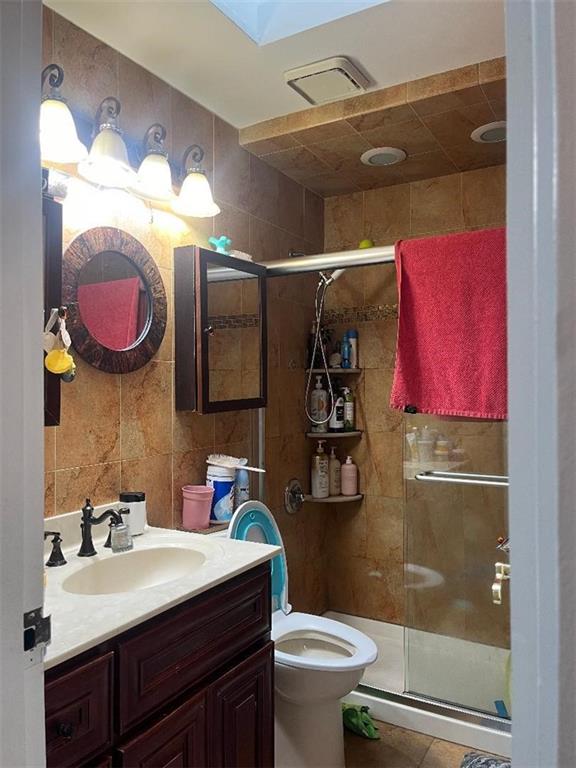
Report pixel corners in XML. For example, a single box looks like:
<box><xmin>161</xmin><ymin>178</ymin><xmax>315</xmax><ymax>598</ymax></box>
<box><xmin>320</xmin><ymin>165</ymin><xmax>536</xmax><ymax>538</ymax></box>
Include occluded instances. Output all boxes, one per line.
<box><xmin>95</xmin><ymin>96</ymin><xmax>122</xmax><ymax>132</ymax></box>
<box><xmin>143</xmin><ymin>123</ymin><xmax>168</xmax><ymax>157</ymax></box>
<box><xmin>182</xmin><ymin>144</ymin><xmax>205</xmax><ymax>176</ymax></box>
<box><xmin>41</xmin><ymin>64</ymin><xmax>64</xmax><ymax>99</ymax></box>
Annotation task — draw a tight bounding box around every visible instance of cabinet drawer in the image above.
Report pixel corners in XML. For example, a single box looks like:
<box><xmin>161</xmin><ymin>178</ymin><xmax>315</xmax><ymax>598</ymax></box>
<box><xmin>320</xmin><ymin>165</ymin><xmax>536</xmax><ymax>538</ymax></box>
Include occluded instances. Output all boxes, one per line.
<box><xmin>117</xmin><ymin>691</ymin><xmax>206</xmax><ymax>768</ymax></box>
<box><xmin>118</xmin><ymin>565</ymin><xmax>270</xmax><ymax>733</ymax></box>
<box><xmin>45</xmin><ymin>652</ymin><xmax>113</xmax><ymax>768</ymax></box>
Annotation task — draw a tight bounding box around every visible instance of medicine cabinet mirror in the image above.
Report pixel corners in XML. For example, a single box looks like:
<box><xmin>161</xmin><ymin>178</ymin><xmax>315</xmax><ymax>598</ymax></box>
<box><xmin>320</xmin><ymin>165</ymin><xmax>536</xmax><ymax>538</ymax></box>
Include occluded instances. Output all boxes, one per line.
<box><xmin>63</xmin><ymin>227</ymin><xmax>167</xmax><ymax>373</ymax></box>
<box><xmin>175</xmin><ymin>246</ymin><xmax>267</xmax><ymax>414</ymax></box>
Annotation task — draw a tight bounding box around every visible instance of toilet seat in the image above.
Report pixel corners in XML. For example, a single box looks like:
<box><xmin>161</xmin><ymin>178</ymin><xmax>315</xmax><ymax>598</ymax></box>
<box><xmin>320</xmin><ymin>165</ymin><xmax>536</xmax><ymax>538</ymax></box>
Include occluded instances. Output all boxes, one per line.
<box><xmin>272</xmin><ymin>611</ymin><xmax>377</xmax><ymax>672</ymax></box>
<box><xmin>228</xmin><ymin>502</ymin><xmax>378</xmax><ymax>672</ymax></box>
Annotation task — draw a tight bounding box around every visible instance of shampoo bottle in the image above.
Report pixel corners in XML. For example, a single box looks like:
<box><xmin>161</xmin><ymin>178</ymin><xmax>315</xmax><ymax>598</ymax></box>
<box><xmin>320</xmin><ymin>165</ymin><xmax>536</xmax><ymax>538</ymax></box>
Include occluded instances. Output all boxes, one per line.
<box><xmin>329</xmin><ymin>446</ymin><xmax>341</xmax><ymax>496</ymax></box>
<box><xmin>310</xmin><ymin>375</ymin><xmax>328</xmax><ymax>433</ymax></box>
<box><xmin>329</xmin><ymin>390</ymin><xmax>345</xmax><ymax>432</ymax></box>
<box><xmin>311</xmin><ymin>440</ymin><xmax>329</xmax><ymax>498</ymax></box>
<box><xmin>343</xmin><ymin>387</ymin><xmax>355</xmax><ymax>431</ymax></box>
<box><xmin>341</xmin><ymin>456</ymin><xmax>358</xmax><ymax>496</ymax></box>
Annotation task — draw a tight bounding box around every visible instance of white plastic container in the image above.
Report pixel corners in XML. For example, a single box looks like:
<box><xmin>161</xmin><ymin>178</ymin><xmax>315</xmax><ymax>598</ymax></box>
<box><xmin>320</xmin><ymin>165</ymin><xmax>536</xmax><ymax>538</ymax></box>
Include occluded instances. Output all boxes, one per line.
<box><xmin>311</xmin><ymin>440</ymin><xmax>329</xmax><ymax>498</ymax></box>
<box><xmin>328</xmin><ymin>447</ymin><xmax>341</xmax><ymax>496</ymax></box>
<box><xmin>206</xmin><ymin>464</ymin><xmax>236</xmax><ymax>523</ymax></box>
<box><xmin>341</xmin><ymin>456</ymin><xmax>358</xmax><ymax>496</ymax></box>
<box><xmin>310</xmin><ymin>375</ymin><xmax>328</xmax><ymax>433</ymax></box>
<box><xmin>119</xmin><ymin>491</ymin><xmax>146</xmax><ymax>536</ymax></box>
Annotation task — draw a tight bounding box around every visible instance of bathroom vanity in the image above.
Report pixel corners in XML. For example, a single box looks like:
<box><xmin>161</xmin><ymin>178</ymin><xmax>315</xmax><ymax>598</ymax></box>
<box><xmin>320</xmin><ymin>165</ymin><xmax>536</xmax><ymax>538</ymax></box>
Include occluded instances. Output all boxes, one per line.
<box><xmin>43</xmin><ymin>524</ymin><xmax>278</xmax><ymax>768</ymax></box>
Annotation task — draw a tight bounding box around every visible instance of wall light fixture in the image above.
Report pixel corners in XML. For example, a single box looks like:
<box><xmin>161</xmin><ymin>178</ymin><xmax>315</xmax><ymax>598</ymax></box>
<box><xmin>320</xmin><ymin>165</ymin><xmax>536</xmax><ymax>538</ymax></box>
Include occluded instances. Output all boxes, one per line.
<box><xmin>40</xmin><ymin>64</ymin><xmax>87</xmax><ymax>164</ymax></box>
<box><xmin>172</xmin><ymin>144</ymin><xmax>220</xmax><ymax>218</ymax></box>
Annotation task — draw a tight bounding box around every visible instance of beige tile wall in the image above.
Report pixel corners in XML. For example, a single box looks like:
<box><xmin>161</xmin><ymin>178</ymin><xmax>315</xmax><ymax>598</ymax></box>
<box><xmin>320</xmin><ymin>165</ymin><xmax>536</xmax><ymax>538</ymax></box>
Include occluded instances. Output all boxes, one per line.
<box><xmin>323</xmin><ymin>164</ymin><xmax>509</xmax><ymax>646</ymax></box>
<box><xmin>43</xmin><ymin>10</ymin><xmax>326</xmax><ymax>614</ymax></box>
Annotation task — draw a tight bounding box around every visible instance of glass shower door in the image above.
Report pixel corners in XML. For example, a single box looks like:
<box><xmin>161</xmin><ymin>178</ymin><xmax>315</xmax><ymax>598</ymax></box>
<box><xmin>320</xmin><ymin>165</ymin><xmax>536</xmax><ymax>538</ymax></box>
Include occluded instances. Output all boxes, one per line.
<box><xmin>403</xmin><ymin>414</ymin><xmax>510</xmax><ymax>717</ymax></box>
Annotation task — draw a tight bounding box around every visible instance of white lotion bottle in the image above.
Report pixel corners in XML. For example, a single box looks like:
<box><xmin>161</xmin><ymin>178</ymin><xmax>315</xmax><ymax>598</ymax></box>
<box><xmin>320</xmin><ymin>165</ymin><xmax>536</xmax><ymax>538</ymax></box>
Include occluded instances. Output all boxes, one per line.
<box><xmin>341</xmin><ymin>456</ymin><xmax>358</xmax><ymax>496</ymax></box>
<box><xmin>310</xmin><ymin>375</ymin><xmax>328</xmax><ymax>433</ymax></box>
<box><xmin>311</xmin><ymin>440</ymin><xmax>329</xmax><ymax>498</ymax></box>
<box><xmin>329</xmin><ymin>446</ymin><xmax>341</xmax><ymax>496</ymax></box>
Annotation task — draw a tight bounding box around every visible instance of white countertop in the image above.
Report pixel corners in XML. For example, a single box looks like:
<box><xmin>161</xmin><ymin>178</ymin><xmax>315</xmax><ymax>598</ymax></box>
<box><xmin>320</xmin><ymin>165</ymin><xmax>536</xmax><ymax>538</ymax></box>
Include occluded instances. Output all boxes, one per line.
<box><xmin>44</xmin><ymin>526</ymin><xmax>279</xmax><ymax>670</ymax></box>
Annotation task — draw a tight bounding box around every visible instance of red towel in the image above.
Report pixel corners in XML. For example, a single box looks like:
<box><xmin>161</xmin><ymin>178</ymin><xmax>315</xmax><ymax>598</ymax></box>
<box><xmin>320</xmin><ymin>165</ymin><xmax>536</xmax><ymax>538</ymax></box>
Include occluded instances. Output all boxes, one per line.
<box><xmin>390</xmin><ymin>228</ymin><xmax>507</xmax><ymax>420</ymax></box>
<box><xmin>78</xmin><ymin>277</ymin><xmax>141</xmax><ymax>351</ymax></box>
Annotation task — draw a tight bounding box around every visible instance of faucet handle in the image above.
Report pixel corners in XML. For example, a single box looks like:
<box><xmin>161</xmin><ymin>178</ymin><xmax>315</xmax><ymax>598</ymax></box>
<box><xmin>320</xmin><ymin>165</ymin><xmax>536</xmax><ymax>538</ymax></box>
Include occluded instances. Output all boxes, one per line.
<box><xmin>44</xmin><ymin>531</ymin><xmax>67</xmax><ymax>567</ymax></box>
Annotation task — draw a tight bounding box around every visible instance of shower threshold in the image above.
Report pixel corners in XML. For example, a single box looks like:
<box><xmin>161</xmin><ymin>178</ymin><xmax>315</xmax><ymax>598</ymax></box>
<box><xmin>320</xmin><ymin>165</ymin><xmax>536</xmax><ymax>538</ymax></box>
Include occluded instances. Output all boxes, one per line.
<box><xmin>325</xmin><ymin>611</ymin><xmax>512</xmax><ymax>758</ymax></box>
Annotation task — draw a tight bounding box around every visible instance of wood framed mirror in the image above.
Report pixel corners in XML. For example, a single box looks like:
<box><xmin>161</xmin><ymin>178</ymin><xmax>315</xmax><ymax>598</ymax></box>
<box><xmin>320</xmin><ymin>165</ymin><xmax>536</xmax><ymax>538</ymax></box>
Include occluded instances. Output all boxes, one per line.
<box><xmin>175</xmin><ymin>246</ymin><xmax>267</xmax><ymax>413</ymax></box>
<box><xmin>63</xmin><ymin>227</ymin><xmax>167</xmax><ymax>373</ymax></box>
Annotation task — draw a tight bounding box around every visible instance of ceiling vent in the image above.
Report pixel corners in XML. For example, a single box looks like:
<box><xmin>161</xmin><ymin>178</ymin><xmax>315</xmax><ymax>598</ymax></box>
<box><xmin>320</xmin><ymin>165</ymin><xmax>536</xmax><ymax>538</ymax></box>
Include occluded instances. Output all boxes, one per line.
<box><xmin>284</xmin><ymin>57</ymin><xmax>370</xmax><ymax>105</ymax></box>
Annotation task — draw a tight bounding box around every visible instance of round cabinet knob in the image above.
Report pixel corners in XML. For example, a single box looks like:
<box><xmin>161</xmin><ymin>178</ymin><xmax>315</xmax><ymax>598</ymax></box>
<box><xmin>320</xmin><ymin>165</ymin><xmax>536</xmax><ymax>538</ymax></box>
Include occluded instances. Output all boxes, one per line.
<box><xmin>57</xmin><ymin>722</ymin><xmax>74</xmax><ymax>740</ymax></box>
<box><xmin>204</xmin><ymin>325</ymin><xmax>215</xmax><ymax>336</ymax></box>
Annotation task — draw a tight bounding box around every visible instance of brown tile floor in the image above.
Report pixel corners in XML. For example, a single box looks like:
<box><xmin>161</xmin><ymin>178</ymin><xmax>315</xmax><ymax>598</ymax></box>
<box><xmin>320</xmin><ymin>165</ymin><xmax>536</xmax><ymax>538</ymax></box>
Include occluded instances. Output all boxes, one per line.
<box><xmin>345</xmin><ymin>720</ymin><xmax>500</xmax><ymax>768</ymax></box>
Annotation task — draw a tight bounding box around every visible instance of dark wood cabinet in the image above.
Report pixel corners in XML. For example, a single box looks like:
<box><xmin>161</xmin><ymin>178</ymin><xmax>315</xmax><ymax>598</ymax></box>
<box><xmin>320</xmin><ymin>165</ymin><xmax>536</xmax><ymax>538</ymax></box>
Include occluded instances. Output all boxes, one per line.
<box><xmin>45</xmin><ymin>564</ymin><xmax>274</xmax><ymax>768</ymax></box>
<box><xmin>210</xmin><ymin>643</ymin><xmax>274</xmax><ymax>768</ymax></box>
<box><xmin>116</xmin><ymin>691</ymin><xmax>207</xmax><ymax>768</ymax></box>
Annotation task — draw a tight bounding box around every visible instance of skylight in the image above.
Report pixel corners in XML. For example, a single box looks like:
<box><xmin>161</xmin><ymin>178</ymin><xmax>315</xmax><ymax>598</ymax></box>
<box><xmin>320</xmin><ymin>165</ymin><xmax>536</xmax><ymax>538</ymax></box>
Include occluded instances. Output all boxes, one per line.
<box><xmin>210</xmin><ymin>0</ymin><xmax>389</xmax><ymax>45</ymax></box>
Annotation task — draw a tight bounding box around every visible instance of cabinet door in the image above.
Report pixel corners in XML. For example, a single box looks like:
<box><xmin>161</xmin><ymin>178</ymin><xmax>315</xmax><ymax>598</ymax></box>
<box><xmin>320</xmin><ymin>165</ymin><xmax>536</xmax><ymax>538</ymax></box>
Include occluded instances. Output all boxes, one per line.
<box><xmin>117</xmin><ymin>691</ymin><xmax>206</xmax><ymax>768</ymax></box>
<box><xmin>210</xmin><ymin>643</ymin><xmax>274</xmax><ymax>768</ymax></box>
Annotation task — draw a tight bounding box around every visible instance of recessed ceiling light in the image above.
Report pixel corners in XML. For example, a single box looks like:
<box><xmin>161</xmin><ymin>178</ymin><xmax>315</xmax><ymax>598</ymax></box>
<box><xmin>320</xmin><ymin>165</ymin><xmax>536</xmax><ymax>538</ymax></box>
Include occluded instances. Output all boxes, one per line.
<box><xmin>360</xmin><ymin>147</ymin><xmax>407</xmax><ymax>167</ymax></box>
<box><xmin>470</xmin><ymin>121</ymin><xmax>507</xmax><ymax>143</ymax></box>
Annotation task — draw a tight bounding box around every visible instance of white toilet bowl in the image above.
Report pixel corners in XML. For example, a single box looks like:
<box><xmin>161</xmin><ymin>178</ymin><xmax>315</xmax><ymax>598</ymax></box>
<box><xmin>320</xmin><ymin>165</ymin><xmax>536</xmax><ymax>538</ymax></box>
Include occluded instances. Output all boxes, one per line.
<box><xmin>228</xmin><ymin>502</ymin><xmax>378</xmax><ymax>768</ymax></box>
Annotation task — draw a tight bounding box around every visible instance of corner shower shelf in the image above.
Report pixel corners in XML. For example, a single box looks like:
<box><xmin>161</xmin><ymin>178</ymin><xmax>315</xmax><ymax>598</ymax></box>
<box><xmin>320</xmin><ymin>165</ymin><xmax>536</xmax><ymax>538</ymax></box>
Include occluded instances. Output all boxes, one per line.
<box><xmin>306</xmin><ymin>431</ymin><xmax>362</xmax><ymax>438</ymax></box>
<box><xmin>306</xmin><ymin>368</ymin><xmax>362</xmax><ymax>374</ymax></box>
<box><xmin>304</xmin><ymin>494</ymin><xmax>363</xmax><ymax>504</ymax></box>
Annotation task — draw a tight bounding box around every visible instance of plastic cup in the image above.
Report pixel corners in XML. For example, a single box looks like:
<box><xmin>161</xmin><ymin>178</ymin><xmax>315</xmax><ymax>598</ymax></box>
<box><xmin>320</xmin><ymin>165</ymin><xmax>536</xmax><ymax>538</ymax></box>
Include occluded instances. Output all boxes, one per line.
<box><xmin>182</xmin><ymin>485</ymin><xmax>214</xmax><ymax>530</ymax></box>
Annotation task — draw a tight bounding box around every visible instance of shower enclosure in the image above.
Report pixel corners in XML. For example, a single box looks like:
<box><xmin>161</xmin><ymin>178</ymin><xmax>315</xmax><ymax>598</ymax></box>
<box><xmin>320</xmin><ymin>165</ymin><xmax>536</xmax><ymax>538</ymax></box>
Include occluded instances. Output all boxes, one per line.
<box><xmin>403</xmin><ymin>414</ymin><xmax>510</xmax><ymax>718</ymax></box>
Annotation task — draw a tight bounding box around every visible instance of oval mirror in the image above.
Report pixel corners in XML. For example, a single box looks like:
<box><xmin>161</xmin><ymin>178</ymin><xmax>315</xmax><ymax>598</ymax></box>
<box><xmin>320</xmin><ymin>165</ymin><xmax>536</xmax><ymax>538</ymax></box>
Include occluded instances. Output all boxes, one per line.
<box><xmin>63</xmin><ymin>227</ymin><xmax>167</xmax><ymax>373</ymax></box>
<box><xmin>77</xmin><ymin>251</ymin><xmax>150</xmax><ymax>351</ymax></box>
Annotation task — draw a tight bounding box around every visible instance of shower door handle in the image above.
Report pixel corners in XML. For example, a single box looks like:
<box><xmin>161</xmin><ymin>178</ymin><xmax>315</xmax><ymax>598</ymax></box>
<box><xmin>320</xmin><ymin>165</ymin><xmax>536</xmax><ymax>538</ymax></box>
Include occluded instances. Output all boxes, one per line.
<box><xmin>415</xmin><ymin>471</ymin><xmax>509</xmax><ymax>488</ymax></box>
<box><xmin>492</xmin><ymin>562</ymin><xmax>511</xmax><ymax>605</ymax></box>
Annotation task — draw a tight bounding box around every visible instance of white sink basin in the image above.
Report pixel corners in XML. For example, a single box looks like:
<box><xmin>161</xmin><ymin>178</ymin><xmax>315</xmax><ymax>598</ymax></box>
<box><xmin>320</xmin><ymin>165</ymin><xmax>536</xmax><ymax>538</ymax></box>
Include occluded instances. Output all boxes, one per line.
<box><xmin>62</xmin><ymin>546</ymin><xmax>208</xmax><ymax>595</ymax></box>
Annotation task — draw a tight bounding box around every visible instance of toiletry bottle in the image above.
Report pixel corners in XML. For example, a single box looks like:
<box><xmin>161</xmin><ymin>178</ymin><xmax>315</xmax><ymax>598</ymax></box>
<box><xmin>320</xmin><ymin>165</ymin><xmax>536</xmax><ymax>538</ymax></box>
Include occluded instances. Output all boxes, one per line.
<box><xmin>329</xmin><ymin>447</ymin><xmax>341</xmax><ymax>496</ymax></box>
<box><xmin>343</xmin><ymin>387</ymin><xmax>355</xmax><ymax>431</ymax></box>
<box><xmin>235</xmin><ymin>467</ymin><xmax>250</xmax><ymax>507</ymax></box>
<box><xmin>341</xmin><ymin>456</ymin><xmax>358</xmax><ymax>496</ymax></box>
<box><xmin>119</xmin><ymin>491</ymin><xmax>147</xmax><ymax>536</ymax></box>
<box><xmin>347</xmin><ymin>329</ymin><xmax>359</xmax><ymax>368</ymax></box>
<box><xmin>310</xmin><ymin>375</ymin><xmax>328</xmax><ymax>433</ymax></box>
<box><xmin>341</xmin><ymin>332</ymin><xmax>351</xmax><ymax>369</ymax></box>
<box><xmin>311</xmin><ymin>440</ymin><xmax>329</xmax><ymax>499</ymax></box>
<box><xmin>329</xmin><ymin>389</ymin><xmax>345</xmax><ymax>432</ymax></box>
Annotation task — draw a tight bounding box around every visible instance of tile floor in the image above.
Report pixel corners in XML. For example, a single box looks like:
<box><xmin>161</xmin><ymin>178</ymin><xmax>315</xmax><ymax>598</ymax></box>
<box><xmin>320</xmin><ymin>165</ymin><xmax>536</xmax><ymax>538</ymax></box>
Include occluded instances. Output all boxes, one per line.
<box><xmin>345</xmin><ymin>720</ymin><xmax>501</xmax><ymax>768</ymax></box>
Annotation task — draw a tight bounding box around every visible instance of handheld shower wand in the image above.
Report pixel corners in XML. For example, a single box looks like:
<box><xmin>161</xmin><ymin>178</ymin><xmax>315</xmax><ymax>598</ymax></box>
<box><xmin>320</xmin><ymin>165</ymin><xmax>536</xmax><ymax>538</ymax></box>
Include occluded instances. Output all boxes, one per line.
<box><xmin>305</xmin><ymin>268</ymin><xmax>347</xmax><ymax>428</ymax></box>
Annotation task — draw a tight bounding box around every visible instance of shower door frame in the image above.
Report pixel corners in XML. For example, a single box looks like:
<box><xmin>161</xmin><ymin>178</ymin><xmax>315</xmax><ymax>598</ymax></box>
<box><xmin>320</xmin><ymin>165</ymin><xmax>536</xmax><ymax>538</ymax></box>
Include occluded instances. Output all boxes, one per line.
<box><xmin>506</xmin><ymin>0</ymin><xmax>576</xmax><ymax>765</ymax></box>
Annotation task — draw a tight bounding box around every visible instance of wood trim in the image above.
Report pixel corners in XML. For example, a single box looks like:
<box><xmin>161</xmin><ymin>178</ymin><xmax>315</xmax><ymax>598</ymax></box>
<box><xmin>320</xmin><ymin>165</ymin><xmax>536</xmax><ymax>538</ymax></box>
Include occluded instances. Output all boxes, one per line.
<box><xmin>43</xmin><ymin>194</ymin><xmax>63</xmax><ymax>426</ymax></box>
<box><xmin>62</xmin><ymin>227</ymin><xmax>167</xmax><ymax>373</ymax></box>
<box><xmin>196</xmin><ymin>248</ymin><xmax>268</xmax><ymax>414</ymax></box>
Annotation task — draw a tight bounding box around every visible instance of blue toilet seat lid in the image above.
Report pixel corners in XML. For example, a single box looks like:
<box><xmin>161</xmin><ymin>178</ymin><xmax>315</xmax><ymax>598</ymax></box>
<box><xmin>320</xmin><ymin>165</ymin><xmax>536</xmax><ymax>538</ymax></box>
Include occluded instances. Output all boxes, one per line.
<box><xmin>228</xmin><ymin>501</ymin><xmax>288</xmax><ymax>614</ymax></box>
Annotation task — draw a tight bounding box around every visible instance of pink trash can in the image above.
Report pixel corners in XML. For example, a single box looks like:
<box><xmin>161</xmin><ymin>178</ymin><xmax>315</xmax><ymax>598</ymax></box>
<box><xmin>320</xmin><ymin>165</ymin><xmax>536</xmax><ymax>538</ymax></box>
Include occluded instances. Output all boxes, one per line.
<box><xmin>182</xmin><ymin>485</ymin><xmax>214</xmax><ymax>530</ymax></box>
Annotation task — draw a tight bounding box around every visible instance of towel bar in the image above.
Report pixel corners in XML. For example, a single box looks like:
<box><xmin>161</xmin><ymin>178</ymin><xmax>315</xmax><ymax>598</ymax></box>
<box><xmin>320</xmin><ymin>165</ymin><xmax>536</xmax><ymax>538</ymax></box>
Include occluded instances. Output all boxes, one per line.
<box><xmin>414</xmin><ymin>470</ymin><xmax>509</xmax><ymax>488</ymax></box>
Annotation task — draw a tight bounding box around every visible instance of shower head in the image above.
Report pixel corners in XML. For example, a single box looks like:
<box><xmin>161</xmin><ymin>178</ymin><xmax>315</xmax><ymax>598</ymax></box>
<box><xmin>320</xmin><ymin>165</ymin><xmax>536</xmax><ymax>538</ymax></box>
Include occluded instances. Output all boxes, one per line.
<box><xmin>320</xmin><ymin>268</ymin><xmax>346</xmax><ymax>286</ymax></box>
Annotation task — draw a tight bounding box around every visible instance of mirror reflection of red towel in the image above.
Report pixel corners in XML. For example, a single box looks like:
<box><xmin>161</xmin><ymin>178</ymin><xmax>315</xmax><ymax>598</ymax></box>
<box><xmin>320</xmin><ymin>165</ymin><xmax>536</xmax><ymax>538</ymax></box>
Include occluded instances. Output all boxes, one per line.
<box><xmin>78</xmin><ymin>277</ymin><xmax>141</xmax><ymax>350</ymax></box>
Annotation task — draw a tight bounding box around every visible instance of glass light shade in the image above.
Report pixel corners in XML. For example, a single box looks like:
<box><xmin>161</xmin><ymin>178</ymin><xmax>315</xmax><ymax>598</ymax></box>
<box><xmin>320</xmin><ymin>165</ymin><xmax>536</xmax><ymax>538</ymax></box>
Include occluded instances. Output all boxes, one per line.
<box><xmin>40</xmin><ymin>98</ymin><xmax>88</xmax><ymax>163</ymax></box>
<box><xmin>131</xmin><ymin>152</ymin><xmax>174</xmax><ymax>201</ymax></box>
<box><xmin>78</xmin><ymin>126</ymin><xmax>136</xmax><ymax>189</ymax></box>
<box><xmin>172</xmin><ymin>170</ymin><xmax>221</xmax><ymax>218</ymax></box>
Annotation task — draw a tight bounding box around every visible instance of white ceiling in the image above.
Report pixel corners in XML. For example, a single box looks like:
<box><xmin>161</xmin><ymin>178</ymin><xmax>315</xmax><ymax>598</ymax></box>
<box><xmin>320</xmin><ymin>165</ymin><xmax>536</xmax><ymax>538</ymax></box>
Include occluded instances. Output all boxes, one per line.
<box><xmin>46</xmin><ymin>0</ymin><xmax>505</xmax><ymax>128</ymax></box>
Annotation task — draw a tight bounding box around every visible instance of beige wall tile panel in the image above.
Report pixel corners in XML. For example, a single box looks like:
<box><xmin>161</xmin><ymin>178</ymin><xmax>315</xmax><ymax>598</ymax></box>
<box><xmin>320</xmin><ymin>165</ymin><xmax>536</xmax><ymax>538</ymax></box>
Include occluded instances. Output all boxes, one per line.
<box><xmin>55</xmin><ymin>461</ymin><xmax>121</xmax><ymax>515</ymax></box>
<box><xmin>121</xmin><ymin>454</ymin><xmax>173</xmax><ymax>528</ymax></box>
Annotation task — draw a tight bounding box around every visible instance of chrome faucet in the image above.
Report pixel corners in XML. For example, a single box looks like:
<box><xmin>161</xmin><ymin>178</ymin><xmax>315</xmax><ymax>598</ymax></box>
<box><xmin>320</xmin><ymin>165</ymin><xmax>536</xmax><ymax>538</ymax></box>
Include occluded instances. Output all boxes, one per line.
<box><xmin>78</xmin><ymin>498</ymin><xmax>131</xmax><ymax>557</ymax></box>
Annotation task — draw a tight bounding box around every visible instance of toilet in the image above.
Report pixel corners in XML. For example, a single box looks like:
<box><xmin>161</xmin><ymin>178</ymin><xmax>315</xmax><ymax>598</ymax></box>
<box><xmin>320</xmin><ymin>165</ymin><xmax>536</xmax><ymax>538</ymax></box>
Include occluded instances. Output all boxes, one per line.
<box><xmin>228</xmin><ymin>501</ymin><xmax>378</xmax><ymax>768</ymax></box>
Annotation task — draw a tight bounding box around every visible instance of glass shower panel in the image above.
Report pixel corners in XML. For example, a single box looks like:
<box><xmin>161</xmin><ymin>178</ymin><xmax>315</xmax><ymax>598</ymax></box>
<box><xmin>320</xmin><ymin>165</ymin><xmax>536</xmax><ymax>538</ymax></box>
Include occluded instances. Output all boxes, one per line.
<box><xmin>403</xmin><ymin>414</ymin><xmax>510</xmax><ymax>717</ymax></box>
